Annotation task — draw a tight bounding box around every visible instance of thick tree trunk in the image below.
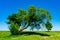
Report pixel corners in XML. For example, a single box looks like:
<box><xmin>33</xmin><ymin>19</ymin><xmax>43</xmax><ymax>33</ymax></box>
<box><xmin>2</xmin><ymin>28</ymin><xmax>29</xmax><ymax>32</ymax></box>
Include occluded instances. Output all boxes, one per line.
<box><xmin>18</xmin><ymin>24</ymin><xmax>29</xmax><ymax>33</ymax></box>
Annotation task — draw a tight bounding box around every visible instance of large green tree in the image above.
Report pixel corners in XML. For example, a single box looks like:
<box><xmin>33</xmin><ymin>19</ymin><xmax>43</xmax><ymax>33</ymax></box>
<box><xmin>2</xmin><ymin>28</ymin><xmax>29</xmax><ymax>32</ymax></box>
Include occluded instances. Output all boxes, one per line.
<box><xmin>7</xmin><ymin>6</ymin><xmax>52</xmax><ymax>35</ymax></box>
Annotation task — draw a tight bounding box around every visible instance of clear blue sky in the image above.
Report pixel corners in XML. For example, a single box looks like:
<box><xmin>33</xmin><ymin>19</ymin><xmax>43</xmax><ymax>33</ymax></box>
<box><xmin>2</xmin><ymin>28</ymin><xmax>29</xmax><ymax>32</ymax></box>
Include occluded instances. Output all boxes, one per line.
<box><xmin>0</xmin><ymin>0</ymin><xmax>60</xmax><ymax>31</ymax></box>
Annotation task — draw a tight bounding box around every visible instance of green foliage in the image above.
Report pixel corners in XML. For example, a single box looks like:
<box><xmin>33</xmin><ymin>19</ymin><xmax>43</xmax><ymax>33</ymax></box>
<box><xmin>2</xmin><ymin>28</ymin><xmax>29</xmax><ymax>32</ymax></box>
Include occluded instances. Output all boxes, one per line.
<box><xmin>9</xmin><ymin>22</ymin><xmax>19</xmax><ymax>35</ymax></box>
<box><xmin>7</xmin><ymin>6</ymin><xmax>52</xmax><ymax>35</ymax></box>
<box><xmin>45</xmin><ymin>21</ymin><xmax>53</xmax><ymax>31</ymax></box>
<box><xmin>7</xmin><ymin>13</ymin><xmax>22</xmax><ymax>26</ymax></box>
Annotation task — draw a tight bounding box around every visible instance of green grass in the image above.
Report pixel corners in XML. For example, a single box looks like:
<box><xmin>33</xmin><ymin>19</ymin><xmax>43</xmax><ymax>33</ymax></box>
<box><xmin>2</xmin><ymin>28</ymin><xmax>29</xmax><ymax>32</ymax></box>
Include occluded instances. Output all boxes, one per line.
<box><xmin>0</xmin><ymin>31</ymin><xmax>60</xmax><ymax>40</ymax></box>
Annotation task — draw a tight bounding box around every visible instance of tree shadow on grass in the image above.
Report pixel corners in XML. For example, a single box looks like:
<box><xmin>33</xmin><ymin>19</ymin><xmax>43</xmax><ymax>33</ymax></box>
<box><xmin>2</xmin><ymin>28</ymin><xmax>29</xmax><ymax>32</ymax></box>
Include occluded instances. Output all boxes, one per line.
<box><xmin>19</xmin><ymin>31</ymin><xmax>50</xmax><ymax>36</ymax></box>
<box><xmin>2</xmin><ymin>31</ymin><xmax>50</xmax><ymax>38</ymax></box>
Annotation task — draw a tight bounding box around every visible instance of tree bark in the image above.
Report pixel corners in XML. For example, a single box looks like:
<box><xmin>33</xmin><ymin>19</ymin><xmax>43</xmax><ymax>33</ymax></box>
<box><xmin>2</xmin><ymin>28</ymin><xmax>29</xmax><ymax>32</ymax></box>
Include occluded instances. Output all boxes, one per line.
<box><xmin>18</xmin><ymin>24</ymin><xmax>29</xmax><ymax>33</ymax></box>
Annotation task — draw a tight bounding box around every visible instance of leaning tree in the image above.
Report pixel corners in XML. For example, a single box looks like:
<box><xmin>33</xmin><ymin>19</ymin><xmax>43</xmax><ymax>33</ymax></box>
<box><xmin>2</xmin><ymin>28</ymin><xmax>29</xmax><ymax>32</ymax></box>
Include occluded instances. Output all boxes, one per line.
<box><xmin>7</xmin><ymin>6</ymin><xmax>52</xmax><ymax>35</ymax></box>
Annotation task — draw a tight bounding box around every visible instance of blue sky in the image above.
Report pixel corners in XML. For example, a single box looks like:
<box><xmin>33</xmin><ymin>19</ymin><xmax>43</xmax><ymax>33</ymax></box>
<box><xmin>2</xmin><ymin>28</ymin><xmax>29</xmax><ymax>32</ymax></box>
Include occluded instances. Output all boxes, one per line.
<box><xmin>0</xmin><ymin>0</ymin><xmax>60</xmax><ymax>31</ymax></box>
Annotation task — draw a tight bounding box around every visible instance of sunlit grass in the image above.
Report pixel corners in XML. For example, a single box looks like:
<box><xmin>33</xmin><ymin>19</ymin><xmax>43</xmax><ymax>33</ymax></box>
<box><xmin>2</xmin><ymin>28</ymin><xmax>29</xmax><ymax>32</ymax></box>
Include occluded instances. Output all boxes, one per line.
<box><xmin>0</xmin><ymin>31</ymin><xmax>60</xmax><ymax>40</ymax></box>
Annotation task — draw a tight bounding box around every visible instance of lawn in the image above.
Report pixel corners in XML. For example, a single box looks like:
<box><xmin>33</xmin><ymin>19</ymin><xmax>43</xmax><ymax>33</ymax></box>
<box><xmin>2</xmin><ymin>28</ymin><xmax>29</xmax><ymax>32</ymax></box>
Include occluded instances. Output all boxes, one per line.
<box><xmin>0</xmin><ymin>31</ymin><xmax>60</xmax><ymax>40</ymax></box>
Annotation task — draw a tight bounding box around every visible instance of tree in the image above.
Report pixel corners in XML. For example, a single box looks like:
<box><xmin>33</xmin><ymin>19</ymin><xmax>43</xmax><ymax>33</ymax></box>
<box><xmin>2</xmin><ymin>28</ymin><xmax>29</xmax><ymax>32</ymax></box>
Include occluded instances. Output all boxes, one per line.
<box><xmin>7</xmin><ymin>6</ymin><xmax>52</xmax><ymax>35</ymax></box>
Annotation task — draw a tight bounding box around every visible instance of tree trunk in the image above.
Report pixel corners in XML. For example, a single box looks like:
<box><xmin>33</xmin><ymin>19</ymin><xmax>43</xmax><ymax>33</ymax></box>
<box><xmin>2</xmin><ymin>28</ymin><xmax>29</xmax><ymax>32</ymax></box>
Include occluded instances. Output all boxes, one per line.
<box><xmin>18</xmin><ymin>24</ymin><xmax>29</xmax><ymax>33</ymax></box>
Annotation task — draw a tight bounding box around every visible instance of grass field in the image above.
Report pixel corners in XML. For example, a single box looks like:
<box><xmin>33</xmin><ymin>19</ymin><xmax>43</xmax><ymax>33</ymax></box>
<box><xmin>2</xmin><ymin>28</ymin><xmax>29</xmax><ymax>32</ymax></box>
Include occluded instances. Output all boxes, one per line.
<box><xmin>0</xmin><ymin>31</ymin><xmax>60</xmax><ymax>40</ymax></box>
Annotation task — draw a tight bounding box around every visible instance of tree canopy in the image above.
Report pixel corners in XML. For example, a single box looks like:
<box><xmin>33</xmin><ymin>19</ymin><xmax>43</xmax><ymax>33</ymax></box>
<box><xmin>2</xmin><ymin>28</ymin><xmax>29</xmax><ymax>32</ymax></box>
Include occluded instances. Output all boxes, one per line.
<box><xmin>7</xmin><ymin>6</ymin><xmax>53</xmax><ymax>35</ymax></box>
